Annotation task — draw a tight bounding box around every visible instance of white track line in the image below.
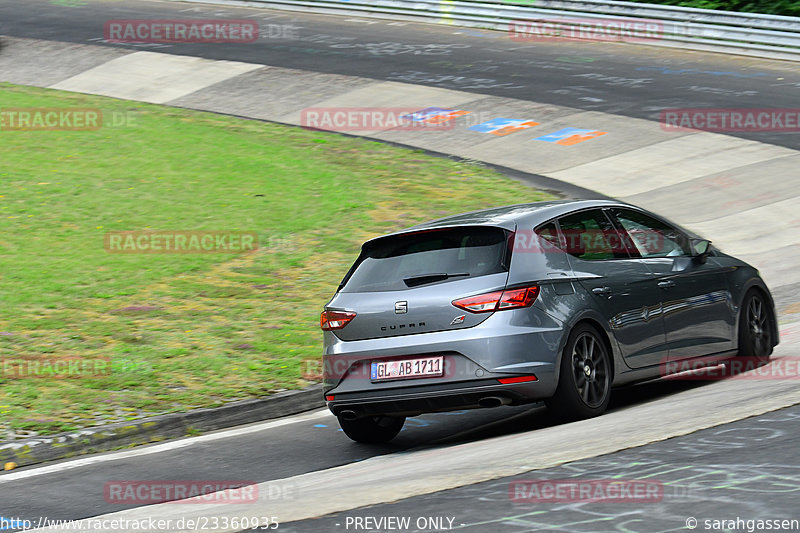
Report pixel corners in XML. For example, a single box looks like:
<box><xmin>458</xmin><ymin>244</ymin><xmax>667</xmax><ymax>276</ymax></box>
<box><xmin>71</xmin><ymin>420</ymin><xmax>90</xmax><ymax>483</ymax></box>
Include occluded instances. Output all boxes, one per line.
<box><xmin>0</xmin><ymin>409</ymin><xmax>330</xmax><ymax>484</ymax></box>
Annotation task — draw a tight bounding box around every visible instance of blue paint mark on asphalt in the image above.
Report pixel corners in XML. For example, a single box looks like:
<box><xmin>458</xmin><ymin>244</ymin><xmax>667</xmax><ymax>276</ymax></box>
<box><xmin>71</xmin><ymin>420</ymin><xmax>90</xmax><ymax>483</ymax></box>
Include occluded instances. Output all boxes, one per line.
<box><xmin>1</xmin><ymin>517</ymin><xmax>23</xmax><ymax>530</ymax></box>
<box><xmin>535</xmin><ymin>127</ymin><xmax>594</xmax><ymax>142</ymax></box>
<box><xmin>402</xmin><ymin>107</ymin><xmax>451</xmax><ymax>121</ymax></box>
<box><xmin>469</xmin><ymin>118</ymin><xmax>519</xmax><ymax>133</ymax></box>
<box><xmin>533</xmin><ymin>127</ymin><xmax>607</xmax><ymax>145</ymax></box>
<box><xmin>469</xmin><ymin>118</ymin><xmax>539</xmax><ymax>136</ymax></box>
<box><xmin>313</xmin><ymin>424</ymin><xmax>328</xmax><ymax>428</ymax></box>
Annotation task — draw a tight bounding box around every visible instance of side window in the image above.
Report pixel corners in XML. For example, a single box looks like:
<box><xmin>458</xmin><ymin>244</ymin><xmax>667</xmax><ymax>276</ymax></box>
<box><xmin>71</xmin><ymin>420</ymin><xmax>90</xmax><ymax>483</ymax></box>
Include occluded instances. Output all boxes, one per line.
<box><xmin>611</xmin><ymin>208</ymin><xmax>692</xmax><ymax>258</ymax></box>
<box><xmin>556</xmin><ymin>209</ymin><xmax>629</xmax><ymax>261</ymax></box>
<box><xmin>534</xmin><ymin>221</ymin><xmax>561</xmax><ymax>248</ymax></box>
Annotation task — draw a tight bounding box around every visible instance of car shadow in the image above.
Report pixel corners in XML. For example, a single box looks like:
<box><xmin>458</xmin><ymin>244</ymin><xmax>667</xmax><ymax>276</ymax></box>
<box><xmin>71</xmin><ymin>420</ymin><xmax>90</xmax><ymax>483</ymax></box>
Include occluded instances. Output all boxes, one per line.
<box><xmin>388</xmin><ymin>372</ymin><xmax>725</xmax><ymax>449</ymax></box>
<box><xmin>355</xmin><ymin>356</ymin><xmax>772</xmax><ymax>451</ymax></box>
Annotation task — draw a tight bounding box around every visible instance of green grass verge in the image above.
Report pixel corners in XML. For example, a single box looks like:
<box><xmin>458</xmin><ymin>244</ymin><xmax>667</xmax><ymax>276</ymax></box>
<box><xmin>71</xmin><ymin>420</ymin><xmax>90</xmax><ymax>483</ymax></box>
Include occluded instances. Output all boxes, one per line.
<box><xmin>0</xmin><ymin>83</ymin><xmax>554</xmax><ymax>437</ymax></box>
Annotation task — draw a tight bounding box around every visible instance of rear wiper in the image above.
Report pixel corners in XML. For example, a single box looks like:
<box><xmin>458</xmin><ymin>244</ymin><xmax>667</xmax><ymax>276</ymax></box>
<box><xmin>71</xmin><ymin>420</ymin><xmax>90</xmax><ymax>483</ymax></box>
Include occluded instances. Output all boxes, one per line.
<box><xmin>403</xmin><ymin>272</ymin><xmax>470</xmax><ymax>288</ymax></box>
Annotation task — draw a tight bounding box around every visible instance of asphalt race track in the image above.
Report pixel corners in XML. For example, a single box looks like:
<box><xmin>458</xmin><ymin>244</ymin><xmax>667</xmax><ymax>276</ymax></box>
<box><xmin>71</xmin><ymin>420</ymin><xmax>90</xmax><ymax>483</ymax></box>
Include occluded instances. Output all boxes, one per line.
<box><xmin>279</xmin><ymin>405</ymin><xmax>800</xmax><ymax>533</ymax></box>
<box><xmin>2</xmin><ymin>0</ymin><xmax>800</xmax><ymax>149</ymax></box>
<box><xmin>1</xmin><ymin>1</ymin><xmax>799</xmax><ymax>531</ymax></box>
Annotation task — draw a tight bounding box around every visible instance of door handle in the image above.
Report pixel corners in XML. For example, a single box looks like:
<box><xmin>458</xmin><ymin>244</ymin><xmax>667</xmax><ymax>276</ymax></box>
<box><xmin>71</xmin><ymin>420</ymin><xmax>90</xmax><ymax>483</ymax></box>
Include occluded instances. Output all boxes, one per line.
<box><xmin>658</xmin><ymin>280</ymin><xmax>675</xmax><ymax>289</ymax></box>
<box><xmin>592</xmin><ymin>286</ymin><xmax>612</xmax><ymax>296</ymax></box>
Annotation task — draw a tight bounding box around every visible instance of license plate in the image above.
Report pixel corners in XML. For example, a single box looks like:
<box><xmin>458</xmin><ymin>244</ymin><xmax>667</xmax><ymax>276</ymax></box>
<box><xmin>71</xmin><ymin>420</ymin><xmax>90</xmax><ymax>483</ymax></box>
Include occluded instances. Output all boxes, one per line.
<box><xmin>371</xmin><ymin>356</ymin><xmax>444</xmax><ymax>382</ymax></box>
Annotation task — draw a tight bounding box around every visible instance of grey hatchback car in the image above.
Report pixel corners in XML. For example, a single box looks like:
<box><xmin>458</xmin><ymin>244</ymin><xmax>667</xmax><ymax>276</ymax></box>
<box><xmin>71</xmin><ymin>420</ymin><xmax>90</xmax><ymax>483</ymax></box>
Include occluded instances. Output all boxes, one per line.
<box><xmin>320</xmin><ymin>200</ymin><xmax>778</xmax><ymax>443</ymax></box>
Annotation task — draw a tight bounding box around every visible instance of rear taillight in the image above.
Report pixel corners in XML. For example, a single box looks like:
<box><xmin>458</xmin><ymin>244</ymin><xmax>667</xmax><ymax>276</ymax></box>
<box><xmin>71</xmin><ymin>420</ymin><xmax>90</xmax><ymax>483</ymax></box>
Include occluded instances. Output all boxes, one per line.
<box><xmin>452</xmin><ymin>285</ymin><xmax>540</xmax><ymax>313</ymax></box>
<box><xmin>498</xmin><ymin>375</ymin><xmax>538</xmax><ymax>384</ymax></box>
<box><xmin>320</xmin><ymin>310</ymin><xmax>356</xmax><ymax>331</ymax></box>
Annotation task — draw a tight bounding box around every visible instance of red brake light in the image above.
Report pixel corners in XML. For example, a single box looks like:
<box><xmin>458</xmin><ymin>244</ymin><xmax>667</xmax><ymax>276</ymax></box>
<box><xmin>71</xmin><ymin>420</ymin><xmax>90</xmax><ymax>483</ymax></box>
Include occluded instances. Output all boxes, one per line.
<box><xmin>452</xmin><ymin>285</ymin><xmax>540</xmax><ymax>313</ymax></box>
<box><xmin>452</xmin><ymin>290</ymin><xmax>505</xmax><ymax>313</ymax></box>
<box><xmin>498</xmin><ymin>286</ymin><xmax>540</xmax><ymax>309</ymax></box>
<box><xmin>320</xmin><ymin>310</ymin><xmax>356</xmax><ymax>331</ymax></box>
<box><xmin>498</xmin><ymin>375</ymin><xmax>538</xmax><ymax>384</ymax></box>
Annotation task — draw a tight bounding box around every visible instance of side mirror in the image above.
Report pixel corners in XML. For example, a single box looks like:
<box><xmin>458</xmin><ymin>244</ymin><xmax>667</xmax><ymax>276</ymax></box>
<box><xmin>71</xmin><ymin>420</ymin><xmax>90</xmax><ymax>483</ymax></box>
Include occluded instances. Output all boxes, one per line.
<box><xmin>690</xmin><ymin>239</ymin><xmax>712</xmax><ymax>264</ymax></box>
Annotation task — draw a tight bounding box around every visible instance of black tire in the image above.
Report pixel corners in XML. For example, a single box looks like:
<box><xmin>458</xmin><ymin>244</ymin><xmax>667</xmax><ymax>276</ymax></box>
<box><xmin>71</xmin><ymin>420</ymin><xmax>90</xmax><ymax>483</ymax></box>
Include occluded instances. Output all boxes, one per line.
<box><xmin>337</xmin><ymin>415</ymin><xmax>405</xmax><ymax>444</ymax></box>
<box><xmin>737</xmin><ymin>289</ymin><xmax>774</xmax><ymax>362</ymax></box>
<box><xmin>545</xmin><ymin>324</ymin><xmax>612</xmax><ymax>420</ymax></box>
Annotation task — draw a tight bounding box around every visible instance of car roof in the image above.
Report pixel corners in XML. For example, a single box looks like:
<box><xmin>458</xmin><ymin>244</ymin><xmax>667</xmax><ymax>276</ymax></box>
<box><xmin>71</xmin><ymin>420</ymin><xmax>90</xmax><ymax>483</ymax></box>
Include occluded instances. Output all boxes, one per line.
<box><xmin>365</xmin><ymin>199</ymin><xmax>639</xmax><ymax>244</ymax></box>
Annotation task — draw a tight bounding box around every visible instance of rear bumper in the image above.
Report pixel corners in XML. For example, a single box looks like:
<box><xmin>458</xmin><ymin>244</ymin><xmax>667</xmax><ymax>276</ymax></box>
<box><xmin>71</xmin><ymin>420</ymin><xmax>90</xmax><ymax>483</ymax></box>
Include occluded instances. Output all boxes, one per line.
<box><xmin>326</xmin><ymin>379</ymin><xmax>545</xmax><ymax>418</ymax></box>
<box><xmin>321</xmin><ymin>307</ymin><xmax>565</xmax><ymax>417</ymax></box>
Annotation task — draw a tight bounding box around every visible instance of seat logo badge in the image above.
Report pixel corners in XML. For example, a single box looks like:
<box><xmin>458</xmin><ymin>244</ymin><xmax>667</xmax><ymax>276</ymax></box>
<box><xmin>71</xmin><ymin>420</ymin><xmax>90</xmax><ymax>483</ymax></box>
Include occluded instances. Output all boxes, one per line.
<box><xmin>451</xmin><ymin>315</ymin><xmax>466</xmax><ymax>325</ymax></box>
<box><xmin>395</xmin><ymin>301</ymin><xmax>408</xmax><ymax>314</ymax></box>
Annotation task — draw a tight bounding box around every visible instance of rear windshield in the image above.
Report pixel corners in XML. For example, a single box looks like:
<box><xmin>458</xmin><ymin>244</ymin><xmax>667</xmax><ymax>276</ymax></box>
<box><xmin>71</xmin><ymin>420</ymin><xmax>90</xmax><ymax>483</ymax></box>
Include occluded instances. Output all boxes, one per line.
<box><xmin>340</xmin><ymin>226</ymin><xmax>511</xmax><ymax>293</ymax></box>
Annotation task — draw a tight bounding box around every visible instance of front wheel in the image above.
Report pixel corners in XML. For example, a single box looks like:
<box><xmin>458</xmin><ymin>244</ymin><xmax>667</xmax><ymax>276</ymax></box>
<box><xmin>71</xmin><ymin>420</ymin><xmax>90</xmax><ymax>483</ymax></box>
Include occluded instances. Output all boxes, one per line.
<box><xmin>737</xmin><ymin>289</ymin><xmax>774</xmax><ymax>362</ymax></box>
<box><xmin>545</xmin><ymin>324</ymin><xmax>612</xmax><ymax>420</ymax></box>
<box><xmin>338</xmin><ymin>415</ymin><xmax>405</xmax><ymax>443</ymax></box>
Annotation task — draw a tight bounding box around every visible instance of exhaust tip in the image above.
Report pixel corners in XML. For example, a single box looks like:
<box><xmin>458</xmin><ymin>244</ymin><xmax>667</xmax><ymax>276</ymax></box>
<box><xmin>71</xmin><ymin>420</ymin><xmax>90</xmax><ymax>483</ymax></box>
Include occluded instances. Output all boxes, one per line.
<box><xmin>339</xmin><ymin>409</ymin><xmax>359</xmax><ymax>421</ymax></box>
<box><xmin>478</xmin><ymin>396</ymin><xmax>510</xmax><ymax>408</ymax></box>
